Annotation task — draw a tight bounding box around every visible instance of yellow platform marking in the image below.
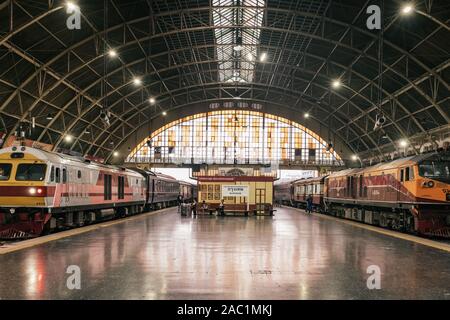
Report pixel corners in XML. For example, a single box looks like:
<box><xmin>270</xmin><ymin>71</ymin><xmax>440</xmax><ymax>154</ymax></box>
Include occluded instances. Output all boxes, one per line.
<box><xmin>285</xmin><ymin>206</ymin><xmax>450</xmax><ymax>253</ymax></box>
<box><xmin>0</xmin><ymin>207</ymin><xmax>174</xmax><ymax>255</ymax></box>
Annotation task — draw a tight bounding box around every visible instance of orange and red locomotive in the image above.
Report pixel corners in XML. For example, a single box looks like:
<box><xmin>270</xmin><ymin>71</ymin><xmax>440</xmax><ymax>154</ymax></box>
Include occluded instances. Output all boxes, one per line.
<box><xmin>275</xmin><ymin>152</ymin><xmax>450</xmax><ymax>238</ymax></box>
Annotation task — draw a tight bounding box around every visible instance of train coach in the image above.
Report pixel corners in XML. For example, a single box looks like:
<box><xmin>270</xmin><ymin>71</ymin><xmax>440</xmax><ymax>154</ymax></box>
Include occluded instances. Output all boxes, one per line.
<box><xmin>292</xmin><ymin>177</ymin><xmax>326</xmax><ymax>212</ymax></box>
<box><xmin>274</xmin><ymin>151</ymin><xmax>450</xmax><ymax>238</ymax></box>
<box><xmin>275</xmin><ymin>177</ymin><xmax>325</xmax><ymax>212</ymax></box>
<box><xmin>0</xmin><ymin>146</ymin><xmax>195</xmax><ymax>239</ymax></box>
<box><xmin>273</xmin><ymin>179</ymin><xmax>293</xmax><ymax>206</ymax></box>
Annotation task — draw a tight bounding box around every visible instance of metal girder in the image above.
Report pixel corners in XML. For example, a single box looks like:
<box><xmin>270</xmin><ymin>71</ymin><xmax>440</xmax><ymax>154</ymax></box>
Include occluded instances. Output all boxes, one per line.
<box><xmin>102</xmin><ymin>98</ymin><xmax>357</xmax><ymax>164</ymax></box>
<box><xmin>0</xmin><ymin>77</ymin><xmax>122</xmax><ymax>142</ymax></box>
<box><xmin>68</xmin><ymin>54</ymin><xmax>435</xmax><ymax>157</ymax></box>
<box><xmin>88</xmin><ymin>80</ymin><xmax>379</xmax><ymax>159</ymax></box>
<box><xmin>37</xmin><ymin>26</ymin><xmax>446</xmax><ymax>154</ymax></box>
<box><xmin>0</xmin><ymin>4</ymin><xmax>64</xmax><ymax>47</ymax></box>
<box><xmin>322</xmin><ymin>13</ymin><xmax>449</xmax><ymax>136</ymax></box>
<box><xmin>334</xmin><ymin>60</ymin><xmax>450</xmax><ymax>133</ymax></box>
<box><xmin>0</xmin><ymin>3</ymin><xmax>448</xmax><ymax>158</ymax></box>
<box><xmin>39</xmin><ymin>32</ymin><xmax>446</xmax><ymax>158</ymax></box>
<box><xmin>0</xmin><ymin>2</ymin><xmax>151</xmax><ymax>150</ymax></box>
<box><xmin>109</xmin><ymin>0</ymin><xmax>178</xmax><ymax>105</ymax></box>
<box><xmin>0</xmin><ymin>108</ymin><xmax>117</xmax><ymax>152</ymax></box>
<box><xmin>69</xmin><ymin>61</ymin><xmax>381</xmax><ymax>155</ymax></box>
<box><xmin>2</xmin><ymin>5</ymin><xmax>447</xmax><ymax>92</ymax></box>
<box><xmin>7</xmin><ymin>40</ymin><xmax>433</xmax><ymax>143</ymax></box>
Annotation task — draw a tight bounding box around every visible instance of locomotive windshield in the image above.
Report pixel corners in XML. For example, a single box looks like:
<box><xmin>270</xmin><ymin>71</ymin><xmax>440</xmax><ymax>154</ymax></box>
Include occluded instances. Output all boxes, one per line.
<box><xmin>418</xmin><ymin>160</ymin><xmax>450</xmax><ymax>183</ymax></box>
<box><xmin>15</xmin><ymin>164</ymin><xmax>47</xmax><ymax>181</ymax></box>
<box><xmin>0</xmin><ymin>164</ymin><xmax>12</xmax><ymax>180</ymax></box>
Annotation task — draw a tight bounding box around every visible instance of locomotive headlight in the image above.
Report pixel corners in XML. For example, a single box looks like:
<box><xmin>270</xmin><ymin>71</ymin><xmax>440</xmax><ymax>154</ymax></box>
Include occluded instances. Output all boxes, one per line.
<box><xmin>29</xmin><ymin>187</ymin><xmax>36</xmax><ymax>195</ymax></box>
<box><xmin>422</xmin><ymin>181</ymin><xmax>435</xmax><ymax>188</ymax></box>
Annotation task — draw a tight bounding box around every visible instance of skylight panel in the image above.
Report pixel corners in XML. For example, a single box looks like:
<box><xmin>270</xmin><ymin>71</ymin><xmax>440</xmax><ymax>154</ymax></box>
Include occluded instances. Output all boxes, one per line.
<box><xmin>212</xmin><ymin>0</ymin><xmax>265</xmax><ymax>83</ymax></box>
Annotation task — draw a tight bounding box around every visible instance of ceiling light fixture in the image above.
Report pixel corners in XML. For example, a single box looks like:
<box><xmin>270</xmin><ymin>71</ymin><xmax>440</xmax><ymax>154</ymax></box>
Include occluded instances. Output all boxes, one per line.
<box><xmin>259</xmin><ymin>52</ymin><xmax>267</xmax><ymax>62</ymax></box>
<box><xmin>108</xmin><ymin>49</ymin><xmax>117</xmax><ymax>58</ymax></box>
<box><xmin>332</xmin><ymin>79</ymin><xmax>342</xmax><ymax>89</ymax></box>
<box><xmin>401</xmin><ymin>4</ymin><xmax>414</xmax><ymax>15</ymax></box>
<box><xmin>66</xmin><ymin>2</ymin><xmax>78</xmax><ymax>11</ymax></box>
<box><xmin>399</xmin><ymin>139</ymin><xmax>409</xmax><ymax>147</ymax></box>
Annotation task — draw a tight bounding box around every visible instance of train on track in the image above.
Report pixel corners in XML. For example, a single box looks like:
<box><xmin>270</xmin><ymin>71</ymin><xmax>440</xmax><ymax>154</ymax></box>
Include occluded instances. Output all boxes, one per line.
<box><xmin>0</xmin><ymin>146</ymin><xmax>197</xmax><ymax>239</ymax></box>
<box><xmin>275</xmin><ymin>151</ymin><xmax>450</xmax><ymax>238</ymax></box>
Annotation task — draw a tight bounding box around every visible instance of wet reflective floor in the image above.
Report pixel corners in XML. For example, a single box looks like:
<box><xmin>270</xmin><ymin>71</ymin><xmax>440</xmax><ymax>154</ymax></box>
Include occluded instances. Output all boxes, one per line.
<box><xmin>0</xmin><ymin>206</ymin><xmax>450</xmax><ymax>300</ymax></box>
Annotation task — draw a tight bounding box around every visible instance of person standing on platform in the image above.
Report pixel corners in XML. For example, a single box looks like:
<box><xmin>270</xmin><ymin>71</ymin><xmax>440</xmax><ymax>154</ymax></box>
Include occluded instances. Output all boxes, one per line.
<box><xmin>177</xmin><ymin>194</ymin><xmax>183</xmax><ymax>213</ymax></box>
<box><xmin>306</xmin><ymin>195</ymin><xmax>313</xmax><ymax>214</ymax></box>
<box><xmin>191</xmin><ymin>199</ymin><xmax>197</xmax><ymax>216</ymax></box>
<box><xmin>218</xmin><ymin>199</ymin><xmax>225</xmax><ymax>216</ymax></box>
<box><xmin>201</xmin><ymin>200</ymin><xmax>208</xmax><ymax>215</ymax></box>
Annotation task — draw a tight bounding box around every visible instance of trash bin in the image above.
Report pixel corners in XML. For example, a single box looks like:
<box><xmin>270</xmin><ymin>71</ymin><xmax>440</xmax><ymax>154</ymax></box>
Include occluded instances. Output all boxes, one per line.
<box><xmin>181</xmin><ymin>204</ymin><xmax>190</xmax><ymax>216</ymax></box>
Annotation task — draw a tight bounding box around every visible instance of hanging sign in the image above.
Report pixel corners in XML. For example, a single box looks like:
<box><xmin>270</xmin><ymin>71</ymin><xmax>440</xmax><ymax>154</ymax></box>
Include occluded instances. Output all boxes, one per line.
<box><xmin>222</xmin><ymin>185</ymin><xmax>249</xmax><ymax>197</ymax></box>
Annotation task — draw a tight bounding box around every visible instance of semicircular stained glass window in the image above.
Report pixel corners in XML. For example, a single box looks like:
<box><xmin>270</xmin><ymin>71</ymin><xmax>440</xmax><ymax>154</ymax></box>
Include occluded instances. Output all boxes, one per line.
<box><xmin>126</xmin><ymin>110</ymin><xmax>343</xmax><ymax>166</ymax></box>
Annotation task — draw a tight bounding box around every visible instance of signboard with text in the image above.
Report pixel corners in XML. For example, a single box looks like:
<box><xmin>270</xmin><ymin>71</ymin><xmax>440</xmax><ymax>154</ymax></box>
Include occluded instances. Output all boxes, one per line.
<box><xmin>222</xmin><ymin>185</ymin><xmax>249</xmax><ymax>197</ymax></box>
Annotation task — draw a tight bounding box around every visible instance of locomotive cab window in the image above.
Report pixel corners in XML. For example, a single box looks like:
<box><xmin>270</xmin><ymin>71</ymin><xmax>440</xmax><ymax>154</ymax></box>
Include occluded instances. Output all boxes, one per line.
<box><xmin>0</xmin><ymin>164</ymin><xmax>12</xmax><ymax>181</ymax></box>
<box><xmin>50</xmin><ymin>166</ymin><xmax>55</xmax><ymax>182</ymax></box>
<box><xmin>15</xmin><ymin>164</ymin><xmax>47</xmax><ymax>181</ymax></box>
<box><xmin>419</xmin><ymin>159</ymin><xmax>450</xmax><ymax>183</ymax></box>
<box><xmin>405</xmin><ymin>167</ymin><xmax>412</xmax><ymax>181</ymax></box>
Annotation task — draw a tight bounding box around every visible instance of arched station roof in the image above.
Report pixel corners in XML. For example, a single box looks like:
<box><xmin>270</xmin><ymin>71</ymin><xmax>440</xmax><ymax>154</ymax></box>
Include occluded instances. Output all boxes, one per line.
<box><xmin>0</xmin><ymin>0</ymin><xmax>448</xmax><ymax>164</ymax></box>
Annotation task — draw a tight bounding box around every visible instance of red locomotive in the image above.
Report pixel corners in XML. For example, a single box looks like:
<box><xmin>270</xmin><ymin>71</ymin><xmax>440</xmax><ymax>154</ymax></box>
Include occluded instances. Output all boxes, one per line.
<box><xmin>275</xmin><ymin>152</ymin><xmax>450</xmax><ymax>238</ymax></box>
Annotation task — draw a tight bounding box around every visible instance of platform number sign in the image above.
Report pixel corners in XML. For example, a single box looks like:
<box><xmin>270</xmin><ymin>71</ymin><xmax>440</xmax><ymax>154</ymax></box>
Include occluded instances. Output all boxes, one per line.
<box><xmin>66</xmin><ymin>265</ymin><xmax>81</xmax><ymax>290</ymax></box>
<box><xmin>366</xmin><ymin>265</ymin><xmax>381</xmax><ymax>290</ymax></box>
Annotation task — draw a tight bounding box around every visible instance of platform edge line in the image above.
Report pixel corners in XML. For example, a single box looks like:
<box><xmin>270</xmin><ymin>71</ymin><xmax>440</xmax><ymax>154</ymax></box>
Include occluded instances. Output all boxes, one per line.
<box><xmin>284</xmin><ymin>206</ymin><xmax>450</xmax><ymax>253</ymax></box>
<box><xmin>0</xmin><ymin>207</ymin><xmax>173</xmax><ymax>255</ymax></box>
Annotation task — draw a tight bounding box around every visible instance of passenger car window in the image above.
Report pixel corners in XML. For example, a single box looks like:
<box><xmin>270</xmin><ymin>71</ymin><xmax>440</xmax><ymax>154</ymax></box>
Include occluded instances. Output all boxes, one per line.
<box><xmin>16</xmin><ymin>164</ymin><xmax>47</xmax><ymax>181</ymax></box>
<box><xmin>55</xmin><ymin>168</ymin><xmax>60</xmax><ymax>183</ymax></box>
<box><xmin>0</xmin><ymin>164</ymin><xmax>12</xmax><ymax>181</ymax></box>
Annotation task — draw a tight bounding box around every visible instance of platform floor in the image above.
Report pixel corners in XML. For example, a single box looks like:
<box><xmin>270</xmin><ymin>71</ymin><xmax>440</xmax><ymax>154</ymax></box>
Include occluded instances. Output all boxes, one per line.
<box><xmin>1</xmin><ymin>206</ymin><xmax>450</xmax><ymax>300</ymax></box>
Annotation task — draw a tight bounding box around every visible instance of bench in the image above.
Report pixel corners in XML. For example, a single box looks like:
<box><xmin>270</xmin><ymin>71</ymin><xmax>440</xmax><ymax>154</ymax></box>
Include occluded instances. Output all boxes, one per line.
<box><xmin>222</xmin><ymin>209</ymin><xmax>249</xmax><ymax>217</ymax></box>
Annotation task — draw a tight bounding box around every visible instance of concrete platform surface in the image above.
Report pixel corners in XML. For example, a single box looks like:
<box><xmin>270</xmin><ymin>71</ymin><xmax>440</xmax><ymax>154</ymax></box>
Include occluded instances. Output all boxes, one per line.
<box><xmin>0</xmin><ymin>207</ymin><xmax>450</xmax><ymax>300</ymax></box>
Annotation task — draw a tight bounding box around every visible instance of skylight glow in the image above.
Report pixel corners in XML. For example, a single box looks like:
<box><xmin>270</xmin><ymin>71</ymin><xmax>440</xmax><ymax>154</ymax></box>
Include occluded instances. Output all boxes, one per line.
<box><xmin>212</xmin><ymin>0</ymin><xmax>265</xmax><ymax>83</ymax></box>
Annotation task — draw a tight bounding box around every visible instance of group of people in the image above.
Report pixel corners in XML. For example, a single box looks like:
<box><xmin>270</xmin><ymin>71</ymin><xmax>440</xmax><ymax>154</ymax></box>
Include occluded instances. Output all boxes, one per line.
<box><xmin>177</xmin><ymin>195</ymin><xmax>226</xmax><ymax>216</ymax></box>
